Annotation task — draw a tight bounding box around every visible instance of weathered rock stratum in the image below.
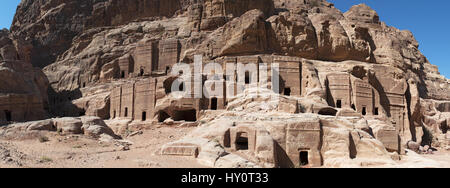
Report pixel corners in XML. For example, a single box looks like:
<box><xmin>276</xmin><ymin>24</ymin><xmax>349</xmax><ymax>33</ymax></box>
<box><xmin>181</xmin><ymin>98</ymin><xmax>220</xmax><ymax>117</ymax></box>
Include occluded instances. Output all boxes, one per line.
<box><xmin>0</xmin><ymin>0</ymin><xmax>449</xmax><ymax>168</ymax></box>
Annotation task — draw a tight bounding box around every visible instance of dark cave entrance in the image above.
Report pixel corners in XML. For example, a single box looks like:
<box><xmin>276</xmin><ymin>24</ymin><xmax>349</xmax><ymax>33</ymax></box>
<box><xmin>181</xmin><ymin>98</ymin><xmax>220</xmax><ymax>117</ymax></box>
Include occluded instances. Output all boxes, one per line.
<box><xmin>179</xmin><ymin>82</ymin><xmax>185</xmax><ymax>92</ymax></box>
<box><xmin>284</xmin><ymin>88</ymin><xmax>291</xmax><ymax>96</ymax></box>
<box><xmin>318</xmin><ymin>108</ymin><xmax>337</xmax><ymax>116</ymax></box>
<box><xmin>236</xmin><ymin>132</ymin><xmax>249</xmax><ymax>150</ymax></box>
<box><xmin>440</xmin><ymin>121</ymin><xmax>448</xmax><ymax>134</ymax></box>
<box><xmin>79</xmin><ymin>109</ymin><xmax>86</xmax><ymax>117</ymax></box>
<box><xmin>336</xmin><ymin>100</ymin><xmax>342</xmax><ymax>108</ymax></box>
<box><xmin>142</xmin><ymin>111</ymin><xmax>147</xmax><ymax>121</ymax></box>
<box><xmin>173</xmin><ymin>110</ymin><xmax>197</xmax><ymax>122</ymax></box>
<box><xmin>4</xmin><ymin>110</ymin><xmax>12</xmax><ymax>122</ymax></box>
<box><xmin>158</xmin><ymin>111</ymin><xmax>171</xmax><ymax>122</ymax></box>
<box><xmin>299</xmin><ymin>151</ymin><xmax>309</xmax><ymax>166</ymax></box>
<box><xmin>165</xmin><ymin>66</ymin><xmax>170</xmax><ymax>74</ymax></box>
<box><xmin>245</xmin><ymin>71</ymin><xmax>250</xmax><ymax>85</ymax></box>
<box><xmin>211</xmin><ymin>97</ymin><xmax>218</xmax><ymax>110</ymax></box>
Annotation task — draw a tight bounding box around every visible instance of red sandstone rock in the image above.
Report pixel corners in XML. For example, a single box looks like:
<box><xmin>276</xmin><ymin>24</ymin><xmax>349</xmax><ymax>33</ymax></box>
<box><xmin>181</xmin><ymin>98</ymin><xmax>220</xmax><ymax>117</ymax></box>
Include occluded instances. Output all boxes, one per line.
<box><xmin>1</xmin><ymin>0</ymin><xmax>449</xmax><ymax>168</ymax></box>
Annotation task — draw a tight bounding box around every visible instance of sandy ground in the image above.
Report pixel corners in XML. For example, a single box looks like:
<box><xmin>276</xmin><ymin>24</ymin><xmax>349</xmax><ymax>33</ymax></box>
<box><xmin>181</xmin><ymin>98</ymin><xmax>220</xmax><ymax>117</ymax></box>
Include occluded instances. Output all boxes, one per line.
<box><xmin>0</xmin><ymin>125</ymin><xmax>206</xmax><ymax>168</ymax></box>
<box><xmin>378</xmin><ymin>150</ymin><xmax>450</xmax><ymax>168</ymax></box>
<box><xmin>405</xmin><ymin>150</ymin><xmax>450</xmax><ymax>168</ymax></box>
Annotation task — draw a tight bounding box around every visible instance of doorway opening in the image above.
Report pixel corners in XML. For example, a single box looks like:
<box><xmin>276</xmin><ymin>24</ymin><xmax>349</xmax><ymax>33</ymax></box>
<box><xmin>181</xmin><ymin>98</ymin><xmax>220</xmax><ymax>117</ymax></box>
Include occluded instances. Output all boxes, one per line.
<box><xmin>165</xmin><ymin>66</ymin><xmax>170</xmax><ymax>74</ymax></box>
<box><xmin>121</xmin><ymin>71</ymin><xmax>125</xmax><ymax>78</ymax></box>
<box><xmin>374</xmin><ymin>108</ymin><xmax>379</xmax><ymax>115</ymax></box>
<box><xmin>299</xmin><ymin>151</ymin><xmax>309</xmax><ymax>166</ymax></box>
<box><xmin>179</xmin><ymin>82</ymin><xmax>185</xmax><ymax>92</ymax></box>
<box><xmin>336</xmin><ymin>100</ymin><xmax>342</xmax><ymax>108</ymax></box>
<box><xmin>124</xmin><ymin>107</ymin><xmax>128</xmax><ymax>117</ymax></box>
<box><xmin>362</xmin><ymin>107</ymin><xmax>367</xmax><ymax>116</ymax></box>
<box><xmin>142</xmin><ymin>111</ymin><xmax>147</xmax><ymax>121</ymax></box>
<box><xmin>236</xmin><ymin>132</ymin><xmax>249</xmax><ymax>150</ymax></box>
<box><xmin>245</xmin><ymin>71</ymin><xmax>250</xmax><ymax>84</ymax></box>
<box><xmin>4</xmin><ymin>110</ymin><xmax>12</xmax><ymax>122</ymax></box>
<box><xmin>211</xmin><ymin>97</ymin><xmax>218</xmax><ymax>110</ymax></box>
<box><xmin>140</xmin><ymin>69</ymin><xmax>144</xmax><ymax>76</ymax></box>
<box><xmin>440</xmin><ymin>121</ymin><xmax>448</xmax><ymax>134</ymax></box>
<box><xmin>284</xmin><ymin>88</ymin><xmax>291</xmax><ymax>96</ymax></box>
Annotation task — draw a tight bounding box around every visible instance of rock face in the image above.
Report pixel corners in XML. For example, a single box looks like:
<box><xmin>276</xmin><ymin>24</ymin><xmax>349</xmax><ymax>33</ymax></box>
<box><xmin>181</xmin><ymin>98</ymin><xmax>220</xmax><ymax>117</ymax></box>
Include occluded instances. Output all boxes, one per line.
<box><xmin>10</xmin><ymin>0</ymin><xmax>274</xmax><ymax>68</ymax></box>
<box><xmin>10</xmin><ymin>0</ymin><xmax>182</xmax><ymax>68</ymax></box>
<box><xmin>267</xmin><ymin>11</ymin><xmax>318</xmax><ymax>59</ymax></box>
<box><xmin>13</xmin><ymin>0</ymin><xmax>443</xmax><ymax>99</ymax></box>
<box><xmin>3</xmin><ymin>0</ymin><xmax>450</xmax><ymax>167</ymax></box>
<box><xmin>0</xmin><ymin>29</ymin><xmax>49</xmax><ymax>124</ymax></box>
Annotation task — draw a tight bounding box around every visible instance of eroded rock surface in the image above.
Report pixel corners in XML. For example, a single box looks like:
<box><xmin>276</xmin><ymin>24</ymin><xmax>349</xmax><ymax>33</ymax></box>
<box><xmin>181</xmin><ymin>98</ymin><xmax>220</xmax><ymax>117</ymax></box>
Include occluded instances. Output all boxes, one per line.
<box><xmin>0</xmin><ymin>29</ymin><xmax>49</xmax><ymax>124</ymax></box>
<box><xmin>2</xmin><ymin>0</ymin><xmax>449</xmax><ymax>168</ymax></box>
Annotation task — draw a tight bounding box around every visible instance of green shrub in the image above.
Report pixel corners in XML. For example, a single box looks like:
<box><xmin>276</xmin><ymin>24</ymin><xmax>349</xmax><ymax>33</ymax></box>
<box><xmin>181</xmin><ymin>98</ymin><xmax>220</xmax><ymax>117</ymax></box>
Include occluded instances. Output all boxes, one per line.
<box><xmin>40</xmin><ymin>156</ymin><xmax>53</xmax><ymax>163</ymax></box>
<box><xmin>38</xmin><ymin>136</ymin><xmax>49</xmax><ymax>143</ymax></box>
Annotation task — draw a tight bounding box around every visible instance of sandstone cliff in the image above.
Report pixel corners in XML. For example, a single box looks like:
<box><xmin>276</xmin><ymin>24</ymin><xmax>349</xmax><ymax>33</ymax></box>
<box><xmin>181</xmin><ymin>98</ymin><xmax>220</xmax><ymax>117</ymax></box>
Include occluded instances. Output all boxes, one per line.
<box><xmin>10</xmin><ymin>0</ymin><xmax>447</xmax><ymax>98</ymax></box>
<box><xmin>1</xmin><ymin>0</ymin><xmax>449</xmax><ymax>167</ymax></box>
<box><xmin>0</xmin><ymin>29</ymin><xmax>49</xmax><ymax>124</ymax></box>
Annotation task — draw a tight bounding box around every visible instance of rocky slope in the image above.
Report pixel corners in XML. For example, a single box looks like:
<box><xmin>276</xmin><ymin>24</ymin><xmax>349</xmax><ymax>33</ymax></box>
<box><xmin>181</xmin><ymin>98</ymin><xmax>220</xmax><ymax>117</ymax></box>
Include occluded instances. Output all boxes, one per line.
<box><xmin>0</xmin><ymin>0</ymin><xmax>449</xmax><ymax>167</ymax></box>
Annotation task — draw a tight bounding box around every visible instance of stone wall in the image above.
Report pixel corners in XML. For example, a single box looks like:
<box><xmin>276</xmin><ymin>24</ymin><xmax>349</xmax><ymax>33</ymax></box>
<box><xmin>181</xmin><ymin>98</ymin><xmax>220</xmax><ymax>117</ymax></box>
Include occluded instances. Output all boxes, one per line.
<box><xmin>109</xmin><ymin>53</ymin><xmax>411</xmax><ymax>142</ymax></box>
<box><xmin>220</xmin><ymin>55</ymin><xmax>303</xmax><ymax>98</ymax></box>
<box><xmin>353</xmin><ymin>79</ymin><xmax>374</xmax><ymax>116</ymax></box>
<box><xmin>0</xmin><ymin>30</ymin><xmax>49</xmax><ymax>123</ymax></box>
<box><xmin>0</xmin><ymin>94</ymin><xmax>46</xmax><ymax>123</ymax></box>
<box><xmin>158</xmin><ymin>39</ymin><xmax>181</xmax><ymax>73</ymax></box>
<box><xmin>274</xmin><ymin>56</ymin><xmax>302</xmax><ymax>97</ymax></box>
<box><xmin>134</xmin><ymin>79</ymin><xmax>157</xmax><ymax>121</ymax></box>
<box><xmin>110</xmin><ymin>53</ymin><xmax>411</xmax><ymax>157</ymax></box>
<box><xmin>120</xmin><ymin>83</ymin><xmax>135</xmax><ymax>118</ymax></box>
<box><xmin>326</xmin><ymin>73</ymin><xmax>351</xmax><ymax>108</ymax></box>
<box><xmin>129</xmin><ymin>39</ymin><xmax>181</xmax><ymax>77</ymax></box>
<box><xmin>110</xmin><ymin>54</ymin><xmax>302</xmax><ymax>122</ymax></box>
<box><xmin>134</xmin><ymin>41</ymin><xmax>157</xmax><ymax>76</ymax></box>
<box><xmin>110</xmin><ymin>87</ymin><xmax>122</xmax><ymax>119</ymax></box>
<box><xmin>230</xmin><ymin>125</ymin><xmax>257</xmax><ymax>152</ymax></box>
<box><xmin>286</xmin><ymin>120</ymin><xmax>322</xmax><ymax>167</ymax></box>
<box><xmin>118</xmin><ymin>55</ymin><xmax>134</xmax><ymax>79</ymax></box>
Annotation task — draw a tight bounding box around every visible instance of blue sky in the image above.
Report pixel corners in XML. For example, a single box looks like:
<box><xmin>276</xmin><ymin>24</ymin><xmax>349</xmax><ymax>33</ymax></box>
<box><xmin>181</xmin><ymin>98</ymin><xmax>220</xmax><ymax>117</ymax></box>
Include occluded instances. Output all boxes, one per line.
<box><xmin>0</xmin><ymin>0</ymin><xmax>448</xmax><ymax>78</ymax></box>
<box><xmin>0</xmin><ymin>0</ymin><xmax>20</xmax><ymax>30</ymax></box>
<box><xmin>329</xmin><ymin>0</ymin><xmax>450</xmax><ymax>78</ymax></box>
